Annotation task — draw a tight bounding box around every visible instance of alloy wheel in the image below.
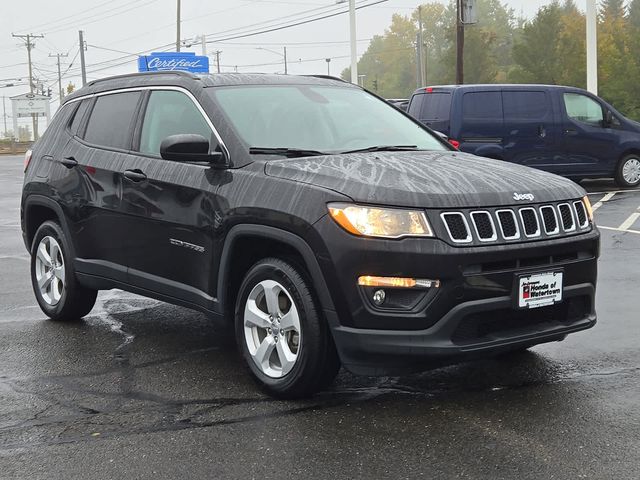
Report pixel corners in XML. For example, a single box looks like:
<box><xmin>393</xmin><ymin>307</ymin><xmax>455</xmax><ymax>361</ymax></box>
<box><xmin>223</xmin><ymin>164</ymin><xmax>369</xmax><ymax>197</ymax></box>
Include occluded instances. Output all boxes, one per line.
<box><xmin>622</xmin><ymin>157</ymin><xmax>640</xmax><ymax>185</ymax></box>
<box><xmin>243</xmin><ymin>279</ymin><xmax>301</xmax><ymax>378</ymax></box>
<box><xmin>34</xmin><ymin>236</ymin><xmax>65</xmax><ymax>306</ymax></box>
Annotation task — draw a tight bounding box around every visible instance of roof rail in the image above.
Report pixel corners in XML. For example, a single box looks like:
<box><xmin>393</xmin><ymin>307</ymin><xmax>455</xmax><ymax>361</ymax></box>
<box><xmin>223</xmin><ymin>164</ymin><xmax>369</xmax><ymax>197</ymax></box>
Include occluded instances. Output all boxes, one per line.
<box><xmin>86</xmin><ymin>70</ymin><xmax>200</xmax><ymax>87</ymax></box>
<box><xmin>303</xmin><ymin>74</ymin><xmax>348</xmax><ymax>83</ymax></box>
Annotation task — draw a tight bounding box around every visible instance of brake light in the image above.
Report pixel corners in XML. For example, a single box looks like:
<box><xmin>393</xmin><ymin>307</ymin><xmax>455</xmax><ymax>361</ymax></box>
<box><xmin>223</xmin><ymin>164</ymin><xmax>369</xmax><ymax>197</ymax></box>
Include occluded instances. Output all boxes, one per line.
<box><xmin>24</xmin><ymin>149</ymin><xmax>32</xmax><ymax>172</ymax></box>
<box><xmin>448</xmin><ymin>139</ymin><xmax>460</xmax><ymax>149</ymax></box>
<box><xmin>425</xmin><ymin>87</ymin><xmax>433</xmax><ymax>93</ymax></box>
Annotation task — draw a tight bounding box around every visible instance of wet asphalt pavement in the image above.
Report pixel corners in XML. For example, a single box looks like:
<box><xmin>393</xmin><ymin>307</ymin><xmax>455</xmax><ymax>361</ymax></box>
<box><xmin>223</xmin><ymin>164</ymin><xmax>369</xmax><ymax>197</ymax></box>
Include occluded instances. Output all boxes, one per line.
<box><xmin>1</xmin><ymin>155</ymin><xmax>639</xmax><ymax>479</ymax></box>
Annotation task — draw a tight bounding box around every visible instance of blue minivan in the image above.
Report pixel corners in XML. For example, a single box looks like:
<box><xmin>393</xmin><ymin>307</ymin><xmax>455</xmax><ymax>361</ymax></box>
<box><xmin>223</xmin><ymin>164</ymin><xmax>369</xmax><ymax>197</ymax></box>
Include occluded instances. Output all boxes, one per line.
<box><xmin>407</xmin><ymin>84</ymin><xmax>640</xmax><ymax>187</ymax></box>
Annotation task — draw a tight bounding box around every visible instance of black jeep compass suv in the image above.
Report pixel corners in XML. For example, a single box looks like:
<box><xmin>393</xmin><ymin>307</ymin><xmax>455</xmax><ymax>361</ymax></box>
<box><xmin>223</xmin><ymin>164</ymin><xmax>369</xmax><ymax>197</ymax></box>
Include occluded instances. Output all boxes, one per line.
<box><xmin>21</xmin><ymin>71</ymin><xmax>599</xmax><ymax>398</ymax></box>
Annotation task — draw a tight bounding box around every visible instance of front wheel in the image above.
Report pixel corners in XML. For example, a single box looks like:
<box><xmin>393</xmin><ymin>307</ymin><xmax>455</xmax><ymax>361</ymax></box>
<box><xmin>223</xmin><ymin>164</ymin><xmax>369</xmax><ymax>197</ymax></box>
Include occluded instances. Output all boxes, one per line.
<box><xmin>235</xmin><ymin>258</ymin><xmax>340</xmax><ymax>398</ymax></box>
<box><xmin>30</xmin><ymin>220</ymin><xmax>97</xmax><ymax>321</ymax></box>
<box><xmin>615</xmin><ymin>155</ymin><xmax>640</xmax><ymax>188</ymax></box>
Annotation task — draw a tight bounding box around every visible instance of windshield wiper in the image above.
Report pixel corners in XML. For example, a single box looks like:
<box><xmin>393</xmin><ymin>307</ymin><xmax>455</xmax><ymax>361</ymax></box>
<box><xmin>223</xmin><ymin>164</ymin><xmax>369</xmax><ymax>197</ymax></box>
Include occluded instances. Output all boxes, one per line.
<box><xmin>249</xmin><ymin>147</ymin><xmax>329</xmax><ymax>157</ymax></box>
<box><xmin>340</xmin><ymin>145</ymin><xmax>420</xmax><ymax>154</ymax></box>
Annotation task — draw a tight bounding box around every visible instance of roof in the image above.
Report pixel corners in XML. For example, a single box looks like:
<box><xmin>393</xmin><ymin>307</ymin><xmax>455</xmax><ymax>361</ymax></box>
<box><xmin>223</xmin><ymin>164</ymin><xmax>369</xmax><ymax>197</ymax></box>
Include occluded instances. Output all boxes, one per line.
<box><xmin>412</xmin><ymin>84</ymin><xmax>589</xmax><ymax>94</ymax></box>
<box><xmin>64</xmin><ymin>71</ymin><xmax>353</xmax><ymax>104</ymax></box>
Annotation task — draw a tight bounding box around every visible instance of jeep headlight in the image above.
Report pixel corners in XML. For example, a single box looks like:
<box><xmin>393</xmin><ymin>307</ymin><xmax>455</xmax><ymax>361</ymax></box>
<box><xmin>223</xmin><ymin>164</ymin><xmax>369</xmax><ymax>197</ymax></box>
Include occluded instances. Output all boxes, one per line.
<box><xmin>328</xmin><ymin>203</ymin><xmax>433</xmax><ymax>239</ymax></box>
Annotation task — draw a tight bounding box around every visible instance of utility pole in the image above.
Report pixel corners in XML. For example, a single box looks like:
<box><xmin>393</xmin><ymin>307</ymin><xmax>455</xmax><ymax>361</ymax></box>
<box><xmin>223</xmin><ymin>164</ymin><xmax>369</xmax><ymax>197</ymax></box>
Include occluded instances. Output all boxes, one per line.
<box><xmin>283</xmin><ymin>47</ymin><xmax>288</xmax><ymax>75</ymax></box>
<box><xmin>456</xmin><ymin>0</ymin><xmax>464</xmax><ymax>85</ymax></box>
<box><xmin>49</xmin><ymin>53</ymin><xmax>69</xmax><ymax>101</ymax></box>
<box><xmin>213</xmin><ymin>51</ymin><xmax>222</xmax><ymax>73</ymax></box>
<box><xmin>176</xmin><ymin>0</ymin><xmax>181</xmax><ymax>52</ymax></box>
<box><xmin>12</xmin><ymin>33</ymin><xmax>44</xmax><ymax>140</ymax></box>
<box><xmin>326</xmin><ymin>58</ymin><xmax>331</xmax><ymax>75</ymax></box>
<box><xmin>2</xmin><ymin>96</ymin><xmax>7</xmax><ymax>138</ymax></box>
<box><xmin>79</xmin><ymin>31</ymin><xmax>87</xmax><ymax>86</ymax></box>
<box><xmin>586</xmin><ymin>0</ymin><xmax>598</xmax><ymax>94</ymax></box>
<box><xmin>416</xmin><ymin>5</ymin><xmax>425</xmax><ymax>87</ymax></box>
<box><xmin>349</xmin><ymin>0</ymin><xmax>358</xmax><ymax>84</ymax></box>
<box><xmin>200</xmin><ymin>34</ymin><xmax>207</xmax><ymax>56</ymax></box>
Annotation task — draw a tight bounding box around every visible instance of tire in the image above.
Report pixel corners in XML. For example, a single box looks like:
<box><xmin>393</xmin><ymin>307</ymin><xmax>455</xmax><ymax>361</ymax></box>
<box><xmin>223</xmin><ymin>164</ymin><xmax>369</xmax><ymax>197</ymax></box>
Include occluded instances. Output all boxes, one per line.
<box><xmin>615</xmin><ymin>155</ymin><xmax>640</xmax><ymax>188</ymax></box>
<box><xmin>30</xmin><ymin>220</ymin><xmax>97</xmax><ymax>321</ymax></box>
<box><xmin>234</xmin><ymin>257</ymin><xmax>340</xmax><ymax>398</ymax></box>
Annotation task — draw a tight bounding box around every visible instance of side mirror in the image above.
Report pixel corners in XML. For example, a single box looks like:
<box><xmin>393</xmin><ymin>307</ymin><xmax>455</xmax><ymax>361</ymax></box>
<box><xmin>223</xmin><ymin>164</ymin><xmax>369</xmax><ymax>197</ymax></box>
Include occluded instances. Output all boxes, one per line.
<box><xmin>605</xmin><ymin>110</ymin><xmax>614</xmax><ymax>127</ymax></box>
<box><xmin>160</xmin><ymin>134</ymin><xmax>228</xmax><ymax>167</ymax></box>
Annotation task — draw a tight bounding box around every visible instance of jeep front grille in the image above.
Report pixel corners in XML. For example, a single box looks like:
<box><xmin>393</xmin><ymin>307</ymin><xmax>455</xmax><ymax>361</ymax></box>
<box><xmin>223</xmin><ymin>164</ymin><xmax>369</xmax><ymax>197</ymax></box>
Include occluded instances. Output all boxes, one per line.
<box><xmin>439</xmin><ymin>201</ymin><xmax>591</xmax><ymax>245</ymax></box>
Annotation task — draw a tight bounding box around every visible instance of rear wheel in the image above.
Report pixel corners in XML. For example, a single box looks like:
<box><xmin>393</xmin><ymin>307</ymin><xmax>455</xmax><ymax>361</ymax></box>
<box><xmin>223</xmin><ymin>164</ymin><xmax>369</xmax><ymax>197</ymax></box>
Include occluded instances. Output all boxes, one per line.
<box><xmin>615</xmin><ymin>155</ymin><xmax>640</xmax><ymax>188</ymax></box>
<box><xmin>30</xmin><ymin>221</ymin><xmax>97</xmax><ymax>321</ymax></box>
<box><xmin>235</xmin><ymin>258</ymin><xmax>340</xmax><ymax>398</ymax></box>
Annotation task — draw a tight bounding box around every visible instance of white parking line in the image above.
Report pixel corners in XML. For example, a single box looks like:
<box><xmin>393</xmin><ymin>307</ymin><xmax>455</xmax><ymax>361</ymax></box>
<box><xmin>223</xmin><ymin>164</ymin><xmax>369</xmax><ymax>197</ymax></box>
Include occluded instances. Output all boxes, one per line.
<box><xmin>599</xmin><ymin>225</ymin><xmax>640</xmax><ymax>235</ymax></box>
<box><xmin>587</xmin><ymin>188</ymin><xmax>640</xmax><ymax>195</ymax></box>
<box><xmin>592</xmin><ymin>192</ymin><xmax>616</xmax><ymax>211</ymax></box>
<box><xmin>618</xmin><ymin>206</ymin><xmax>640</xmax><ymax>231</ymax></box>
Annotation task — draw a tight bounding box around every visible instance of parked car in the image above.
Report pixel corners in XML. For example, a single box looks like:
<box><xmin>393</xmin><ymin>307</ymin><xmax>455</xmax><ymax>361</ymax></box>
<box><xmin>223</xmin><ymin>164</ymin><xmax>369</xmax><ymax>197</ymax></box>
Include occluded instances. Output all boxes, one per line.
<box><xmin>22</xmin><ymin>72</ymin><xmax>598</xmax><ymax>398</ymax></box>
<box><xmin>386</xmin><ymin>98</ymin><xmax>409</xmax><ymax>112</ymax></box>
<box><xmin>408</xmin><ymin>84</ymin><xmax>640</xmax><ymax>188</ymax></box>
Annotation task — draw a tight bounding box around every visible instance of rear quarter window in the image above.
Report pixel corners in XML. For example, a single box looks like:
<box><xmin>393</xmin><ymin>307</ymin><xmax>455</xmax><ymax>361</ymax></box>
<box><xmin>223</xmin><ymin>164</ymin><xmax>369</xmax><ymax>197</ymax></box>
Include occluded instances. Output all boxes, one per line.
<box><xmin>419</xmin><ymin>92</ymin><xmax>451</xmax><ymax>121</ymax></box>
<box><xmin>83</xmin><ymin>91</ymin><xmax>142</xmax><ymax>150</ymax></box>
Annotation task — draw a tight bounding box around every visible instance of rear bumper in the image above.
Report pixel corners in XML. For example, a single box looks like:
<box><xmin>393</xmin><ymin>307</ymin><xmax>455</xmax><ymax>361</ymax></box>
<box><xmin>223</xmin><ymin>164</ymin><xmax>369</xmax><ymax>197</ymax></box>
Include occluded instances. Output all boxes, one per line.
<box><xmin>330</xmin><ymin>283</ymin><xmax>596</xmax><ymax>375</ymax></box>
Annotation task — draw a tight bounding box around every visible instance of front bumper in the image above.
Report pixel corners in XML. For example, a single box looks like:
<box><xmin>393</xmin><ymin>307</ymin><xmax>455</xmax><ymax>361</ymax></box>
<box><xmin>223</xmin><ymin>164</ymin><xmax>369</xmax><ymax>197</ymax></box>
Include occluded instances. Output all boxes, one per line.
<box><xmin>310</xmin><ymin>216</ymin><xmax>599</xmax><ymax>375</ymax></box>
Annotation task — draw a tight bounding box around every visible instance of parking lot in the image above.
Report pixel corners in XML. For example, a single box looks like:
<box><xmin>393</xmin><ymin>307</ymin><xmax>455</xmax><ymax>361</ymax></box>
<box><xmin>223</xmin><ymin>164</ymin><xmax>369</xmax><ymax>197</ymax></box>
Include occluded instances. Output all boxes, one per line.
<box><xmin>0</xmin><ymin>155</ymin><xmax>638</xmax><ymax>479</ymax></box>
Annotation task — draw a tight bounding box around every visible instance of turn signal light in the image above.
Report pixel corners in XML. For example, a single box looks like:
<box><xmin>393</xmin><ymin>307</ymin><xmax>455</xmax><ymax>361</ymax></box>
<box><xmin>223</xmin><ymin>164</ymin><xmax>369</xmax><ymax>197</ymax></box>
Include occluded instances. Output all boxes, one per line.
<box><xmin>358</xmin><ymin>276</ymin><xmax>440</xmax><ymax>289</ymax></box>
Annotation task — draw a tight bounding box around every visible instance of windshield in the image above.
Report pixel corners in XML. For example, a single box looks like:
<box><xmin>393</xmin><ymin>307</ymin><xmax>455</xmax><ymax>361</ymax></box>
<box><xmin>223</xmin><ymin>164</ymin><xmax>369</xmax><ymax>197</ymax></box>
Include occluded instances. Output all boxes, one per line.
<box><xmin>208</xmin><ymin>85</ymin><xmax>448</xmax><ymax>153</ymax></box>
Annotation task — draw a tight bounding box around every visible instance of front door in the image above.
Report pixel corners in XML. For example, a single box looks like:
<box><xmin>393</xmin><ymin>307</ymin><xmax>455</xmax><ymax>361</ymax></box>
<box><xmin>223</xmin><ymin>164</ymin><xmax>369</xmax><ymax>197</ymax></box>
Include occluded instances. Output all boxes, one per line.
<box><xmin>119</xmin><ymin>89</ymin><xmax>224</xmax><ymax>309</ymax></box>
<box><xmin>560</xmin><ymin>92</ymin><xmax>619</xmax><ymax>176</ymax></box>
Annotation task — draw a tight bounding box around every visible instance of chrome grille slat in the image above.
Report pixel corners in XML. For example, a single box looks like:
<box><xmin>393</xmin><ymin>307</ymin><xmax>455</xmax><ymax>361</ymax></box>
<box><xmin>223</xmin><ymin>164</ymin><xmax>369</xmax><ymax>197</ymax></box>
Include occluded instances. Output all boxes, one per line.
<box><xmin>440</xmin><ymin>201</ymin><xmax>590</xmax><ymax>244</ymax></box>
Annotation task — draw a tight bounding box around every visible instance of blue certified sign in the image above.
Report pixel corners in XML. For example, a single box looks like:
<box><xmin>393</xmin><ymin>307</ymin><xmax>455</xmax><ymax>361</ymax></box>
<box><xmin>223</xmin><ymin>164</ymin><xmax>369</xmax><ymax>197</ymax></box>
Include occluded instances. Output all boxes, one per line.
<box><xmin>138</xmin><ymin>52</ymin><xmax>209</xmax><ymax>73</ymax></box>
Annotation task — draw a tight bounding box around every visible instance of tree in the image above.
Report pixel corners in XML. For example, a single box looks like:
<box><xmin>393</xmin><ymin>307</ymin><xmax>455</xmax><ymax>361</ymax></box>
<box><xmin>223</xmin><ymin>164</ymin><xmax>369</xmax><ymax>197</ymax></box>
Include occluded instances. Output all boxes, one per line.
<box><xmin>66</xmin><ymin>82</ymin><xmax>75</xmax><ymax>95</ymax></box>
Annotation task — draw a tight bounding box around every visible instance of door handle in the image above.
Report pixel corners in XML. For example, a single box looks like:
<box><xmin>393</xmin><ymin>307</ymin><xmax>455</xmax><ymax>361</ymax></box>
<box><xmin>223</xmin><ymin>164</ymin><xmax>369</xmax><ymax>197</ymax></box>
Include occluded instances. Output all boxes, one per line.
<box><xmin>123</xmin><ymin>169</ymin><xmax>147</xmax><ymax>182</ymax></box>
<box><xmin>61</xmin><ymin>156</ymin><xmax>78</xmax><ymax>168</ymax></box>
<box><xmin>564</xmin><ymin>128</ymin><xmax>578</xmax><ymax>135</ymax></box>
<box><xmin>537</xmin><ymin>125</ymin><xmax>546</xmax><ymax>138</ymax></box>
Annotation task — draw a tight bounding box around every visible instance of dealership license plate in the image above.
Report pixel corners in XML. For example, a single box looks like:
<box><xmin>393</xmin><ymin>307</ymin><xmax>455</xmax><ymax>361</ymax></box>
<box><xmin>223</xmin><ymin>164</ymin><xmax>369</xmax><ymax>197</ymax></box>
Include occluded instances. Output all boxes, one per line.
<box><xmin>517</xmin><ymin>271</ymin><xmax>563</xmax><ymax>309</ymax></box>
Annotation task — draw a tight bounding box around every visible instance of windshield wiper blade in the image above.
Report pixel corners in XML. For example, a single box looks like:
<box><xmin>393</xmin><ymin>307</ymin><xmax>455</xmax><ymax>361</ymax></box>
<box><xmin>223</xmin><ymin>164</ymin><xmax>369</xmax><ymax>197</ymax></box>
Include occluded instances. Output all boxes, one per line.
<box><xmin>249</xmin><ymin>147</ymin><xmax>329</xmax><ymax>157</ymax></box>
<box><xmin>341</xmin><ymin>145</ymin><xmax>420</xmax><ymax>154</ymax></box>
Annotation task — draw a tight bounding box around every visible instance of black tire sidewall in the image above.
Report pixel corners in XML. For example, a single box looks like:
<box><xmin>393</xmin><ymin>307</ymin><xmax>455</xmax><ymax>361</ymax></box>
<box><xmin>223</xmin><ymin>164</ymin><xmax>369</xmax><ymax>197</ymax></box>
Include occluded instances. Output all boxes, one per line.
<box><xmin>234</xmin><ymin>259</ymin><xmax>323</xmax><ymax>394</ymax></box>
<box><xmin>616</xmin><ymin>155</ymin><xmax>640</xmax><ymax>188</ymax></box>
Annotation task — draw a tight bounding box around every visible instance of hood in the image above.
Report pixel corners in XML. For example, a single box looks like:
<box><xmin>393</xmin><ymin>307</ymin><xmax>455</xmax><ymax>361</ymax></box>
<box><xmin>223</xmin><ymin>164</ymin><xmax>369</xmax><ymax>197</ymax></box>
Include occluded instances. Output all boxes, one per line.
<box><xmin>265</xmin><ymin>151</ymin><xmax>585</xmax><ymax>209</ymax></box>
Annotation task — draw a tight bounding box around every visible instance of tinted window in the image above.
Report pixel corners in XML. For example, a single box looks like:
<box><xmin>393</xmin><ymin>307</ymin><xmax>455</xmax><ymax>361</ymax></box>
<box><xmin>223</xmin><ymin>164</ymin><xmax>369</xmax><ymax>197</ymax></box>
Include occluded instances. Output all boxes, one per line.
<box><xmin>210</xmin><ymin>85</ymin><xmax>447</xmax><ymax>153</ymax></box>
<box><xmin>462</xmin><ymin>92</ymin><xmax>502</xmax><ymax>120</ymax></box>
<box><xmin>408</xmin><ymin>94</ymin><xmax>423</xmax><ymax>117</ymax></box>
<box><xmin>503</xmin><ymin>91</ymin><xmax>550</xmax><ymax>121</ymax></box>
<box><xmin>139</xmin><ymin>90</ymin><xmax>212</xmax><ymax>156</ymax></box>
<box><xmin>84</xmin><ymin>91</ymin><xmax>141</xmax><ymax>149</ymax></box>
<box><xmin>564</xmin><ymin>93</ymin><xmax>603</xmax><ymax>126</ymax></box>
<box><xmin>419</xmin><ymin>93</ymin><xmax>451</xmax><ymax>120</ymax></box>
<box><xmin>69</xmin><ymin>100</ymin><xmax>91</xmax><ymax>136</ymax></box>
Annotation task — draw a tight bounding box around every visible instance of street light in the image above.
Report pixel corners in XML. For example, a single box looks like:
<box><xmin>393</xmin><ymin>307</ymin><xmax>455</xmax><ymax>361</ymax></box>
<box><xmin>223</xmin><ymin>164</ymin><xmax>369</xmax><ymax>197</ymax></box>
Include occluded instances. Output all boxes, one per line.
<box><xmin>257</xmin><ymin>47</ymin><xmax>288</xmax><ymax>74</ymax></box>
<box><xmin>336</xmin><ymin>0</ymin><xmax>357</xmax><ymax>84</ymax></box>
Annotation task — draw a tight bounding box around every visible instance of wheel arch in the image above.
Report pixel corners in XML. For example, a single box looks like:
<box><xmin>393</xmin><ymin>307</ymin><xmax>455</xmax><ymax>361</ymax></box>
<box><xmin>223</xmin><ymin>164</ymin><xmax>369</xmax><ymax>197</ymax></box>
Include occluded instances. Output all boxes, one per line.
<box><xmin>23</xmin><ymin>195</ymin><xmax>76</xmax><ymax>257</ymax></box>
<box><xmin>217</xmin><ymin>225</ymin><xmax>336</xmax><ymax>324</ymax></box>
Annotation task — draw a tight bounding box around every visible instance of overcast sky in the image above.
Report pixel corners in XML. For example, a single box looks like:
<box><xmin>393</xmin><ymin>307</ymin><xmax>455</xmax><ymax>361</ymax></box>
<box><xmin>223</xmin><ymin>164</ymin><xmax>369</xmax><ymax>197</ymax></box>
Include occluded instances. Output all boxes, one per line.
<box><xmin>1</xmin><ymin>0</ymin><xmax>588</xmax><ymax>129</ymax></box>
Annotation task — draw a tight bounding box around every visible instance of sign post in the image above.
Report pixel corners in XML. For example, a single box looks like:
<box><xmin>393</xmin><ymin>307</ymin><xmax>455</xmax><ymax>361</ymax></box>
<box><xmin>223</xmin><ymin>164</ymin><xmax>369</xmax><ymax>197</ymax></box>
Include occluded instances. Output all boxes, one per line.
<box><xmin>10</xmin><ymin>92</ymin><xmax>50</xmax><ymax>141</ymax></box>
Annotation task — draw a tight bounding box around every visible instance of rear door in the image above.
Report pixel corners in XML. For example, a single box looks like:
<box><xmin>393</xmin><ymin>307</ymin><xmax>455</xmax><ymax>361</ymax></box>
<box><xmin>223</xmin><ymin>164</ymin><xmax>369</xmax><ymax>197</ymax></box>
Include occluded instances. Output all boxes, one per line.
<box><xmin>119</xmin><ymin>88</ymin><xmax>224</xmax><ymax>308</ymax></box>
<box><xmin>408</xmin><ymin>90</ymin><xmax>452</xmax><ymax>135</ymax></box>
<box><xmin>560</xmin><ymin>91</ymin><xmax>619</xmax><ymax>175</ymax></box>
<box><xmin>458</xmin><ymin>90</ymin><xmax>504</xmax><ymax>156</ymax></box>
<box><xmin>61</xmin><ymin>91</ymin><xmax>143</xmax><ymax>281</ymax></box>
<box><xmin>501</xmin><ymin>89</ymin><xmax>562</xmax><ymax>171</ymax></box>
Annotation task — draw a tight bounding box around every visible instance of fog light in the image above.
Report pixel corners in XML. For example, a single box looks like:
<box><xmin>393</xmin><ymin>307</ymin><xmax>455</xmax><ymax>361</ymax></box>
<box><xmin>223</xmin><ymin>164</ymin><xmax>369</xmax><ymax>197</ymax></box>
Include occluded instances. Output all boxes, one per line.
<box><xmin>372</xmin><ymin>289</ymin><xmax>386</xmax><ymax>306</ymax></box>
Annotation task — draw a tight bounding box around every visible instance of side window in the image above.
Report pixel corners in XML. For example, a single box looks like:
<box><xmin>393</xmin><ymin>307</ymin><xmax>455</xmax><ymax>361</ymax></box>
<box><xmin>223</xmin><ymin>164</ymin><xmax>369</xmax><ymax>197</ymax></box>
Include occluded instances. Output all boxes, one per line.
<box><xmin>419</xmin><ymin>93</ymin><xmax>452</xmax><ymax>121</ymax></box>
<box><xmin>563</xmin><ymin>93</ymin><xmax>603</xmax><ymax>126</ymax></box>
<box><xmin>407</xmin><ymin>94</ymin><xmax>423</xmax><ymax>117</ymax></box>
<box><xmin>69</xmin><ymin>99</ymin><xmax>91</xmax><ymax>136</ymax></box>
<box><xmin>462</xmin><ymin>92</ymin><xmax>502</xmax><ymax>120</ymax></box>
<box><xmin>503</xmin><ymin>91</ymin><xmax>550</xmax><ymax>121</ymax></box>
<box><xmin>84</xmin><ymin>91</ymin><xmax>142</xmax><ymax>149</ymax></box>
<box><xmin>139</xmin><ymin>90</ymin><xmax>212</xmax><ymax>156</ymax></box>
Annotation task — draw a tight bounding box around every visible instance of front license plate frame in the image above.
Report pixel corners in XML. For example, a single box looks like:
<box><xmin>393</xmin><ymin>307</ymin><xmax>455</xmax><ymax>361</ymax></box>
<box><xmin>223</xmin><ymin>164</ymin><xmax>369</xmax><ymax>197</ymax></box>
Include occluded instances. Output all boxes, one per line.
<box><xmin>515</xmin><ymin>270</ymin><xmax>564</xmax><ymax>309</ymax></box>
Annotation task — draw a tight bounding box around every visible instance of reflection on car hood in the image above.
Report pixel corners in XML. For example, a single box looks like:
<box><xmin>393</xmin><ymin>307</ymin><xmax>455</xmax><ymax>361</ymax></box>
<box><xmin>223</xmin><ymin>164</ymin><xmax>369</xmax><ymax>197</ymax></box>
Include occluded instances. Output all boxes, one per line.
<box><xmin>264</xmin><ymin>151</ymin><xmax>585</xmax><ymax>208</ymax></box>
